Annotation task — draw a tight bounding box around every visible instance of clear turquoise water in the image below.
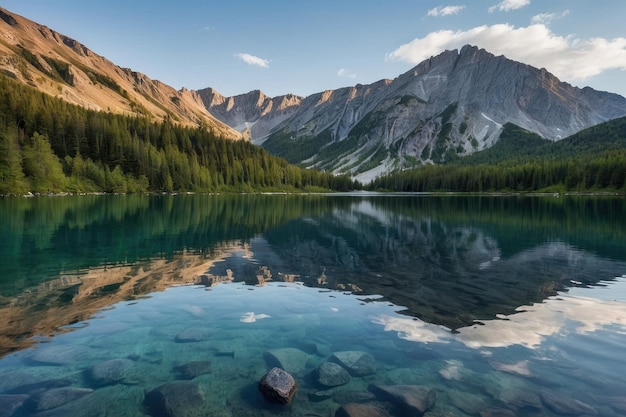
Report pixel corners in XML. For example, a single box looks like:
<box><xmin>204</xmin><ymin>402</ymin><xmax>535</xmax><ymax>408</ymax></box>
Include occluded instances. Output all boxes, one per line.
<box><xmin>1</xmin><ymin>194</ymin><xmax>625</xmax><ymax>416</ymax></box>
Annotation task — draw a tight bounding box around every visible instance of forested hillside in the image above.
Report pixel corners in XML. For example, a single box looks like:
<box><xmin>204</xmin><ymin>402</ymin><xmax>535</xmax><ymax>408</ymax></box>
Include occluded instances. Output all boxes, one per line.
<box><xmin>369</xmin><ymin>120</ymin><xmax>626</xmax><ymax>192</ymax></box>
<box><xmin>0</xmin><ymin>76</ymin><xmax>357</xmax><ymax>194</ymax></box>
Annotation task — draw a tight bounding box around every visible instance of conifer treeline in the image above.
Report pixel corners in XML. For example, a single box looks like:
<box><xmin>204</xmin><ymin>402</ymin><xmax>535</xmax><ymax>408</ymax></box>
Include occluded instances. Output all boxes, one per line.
<box><xmin>0</xmin><ymin>76</ymin><xmax>358</xmax><ymax>194</ymax></box>
<box><xmin>368</xmin><ymin>156</ymin><xmax>626</xmax><ymax>192</ymax></box>
<box><xmin>369</xmin><ymin>121</ymin><xmax>626</xmax><ymax>192</ymax></box>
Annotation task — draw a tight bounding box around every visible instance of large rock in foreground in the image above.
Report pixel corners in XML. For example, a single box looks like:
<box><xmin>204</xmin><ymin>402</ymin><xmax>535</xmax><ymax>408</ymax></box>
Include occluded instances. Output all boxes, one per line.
<box><xmin>144</xmin><ymin>381</ymin><xmax>206</xmax><ymax>417</ymax></box>
<box><xmin>258</xmin><ymin>367</ymin><xmax>297</xmax><ymax>405</ymax></box>
<box><xmin>370</xmin><ymin>384</ymin><xmax>437</xmax><ymax>416</ymax></box>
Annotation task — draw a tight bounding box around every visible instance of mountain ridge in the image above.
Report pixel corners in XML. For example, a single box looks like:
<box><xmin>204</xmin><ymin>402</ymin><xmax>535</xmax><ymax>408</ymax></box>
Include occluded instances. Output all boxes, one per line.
<box><xmin>196</xmin><ymin>87</ymin><xmax>303</xmax><ymax>140</ymax></box>
<box><xmin>201</xmin><ymin>45</ymin><xmax>626</xmax><ymax>182</ymax></box>
<box><xmin>0</xmin><ymin>7</ymin><xmax>240</xmax><ymax>140</ymax></box>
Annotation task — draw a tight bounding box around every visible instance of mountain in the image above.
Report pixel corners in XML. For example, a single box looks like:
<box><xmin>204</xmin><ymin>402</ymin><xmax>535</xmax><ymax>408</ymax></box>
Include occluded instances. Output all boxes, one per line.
<box><xmin>196</xmin><ymin>88</ymin><xmax>303</xmax><ymax>140</ymax></box>
<box><xmin>201</xmin><ymin>45</ymin><xmax>626</xmax><ymax>182</ymax></box>
<box><xmin>0</xmin><ymin>7</ymin><xmax>240</xmax><ymax>140</ymax></box>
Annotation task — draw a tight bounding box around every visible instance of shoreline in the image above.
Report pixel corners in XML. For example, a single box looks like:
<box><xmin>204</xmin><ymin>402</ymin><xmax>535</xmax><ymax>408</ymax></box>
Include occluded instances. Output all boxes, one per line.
<box><xmin>2</xmin><ymin>190</ymin><xmax>625</xmax><ymax>198</ymax></box>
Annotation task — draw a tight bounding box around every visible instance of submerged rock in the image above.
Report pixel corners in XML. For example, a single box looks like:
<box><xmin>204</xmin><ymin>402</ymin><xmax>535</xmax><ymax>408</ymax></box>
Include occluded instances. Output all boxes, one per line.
<box><xmin>424</xmin><ymin>411</ymin><xmax>466</xmax><ymax>417</ymax></box>
<box><xmin>90</xmin><ymin>358</ymin><xmax>134</xmax><ymax>386</ymax></box>
<box><xmin>603</xmin><ymin>396</ymin><xmax>626</xmax><ymax>414</ymax></box>
<box><xmin>540</xmin><ymin>390</ymin><xmax>598</xmax><ymax>416</ymax></box>
<box><xmin>333</xmin><ymin>390</ymin><xmax>376</xmax><ymax>404</ymax></box>
<box><xmin>27</xmin><ymin>387</ymin><xmax>93</xmax><ymax>412</ymax></box>
<box><xmin>309</xmin><ymin>390</ymin><xmax>334</xmax><ymax>402</ymax></box>
<box><xmin>370</xmin><ymin>384</ymin><xmax>437</xmax><ymax>416</ymax></box>
<box><xmin>479</xmin><ymin>408</ymin><xmax>517</xmax><ymax>417</ymax></box>
<box><xmin>0</xmin><ymin>394</ymin><xmax>29</xmax><ymax>417</ymax></box>
<box><xmin>264</xmin><ymin>347</ymin><xmax>309</xmax><ymax>375</ymax></box>
<box><xmin>332</xmin><ymin>351</ymin><xmax>376</xmax><ymax>376</ymax></box>
<box><xmin>335</xmin><ymin>403</ymin><xmax>391</xmax><ymax>417</ymax></box>
<box><xmin>30</xmin><ymin>345</ymin><xmax>90</xmax><ymax>365</ymax></box>
<box><xmin>447</xmin><ymin>389</ymin><xmax>489</xmax><ymax>415</ymax></box>
<box><xmin>174</xmin><ymin>327</ymin><xmax>214</xmax><ymax>343</ymax></box>
<box><xmin>317</xmin><ymin>361</ymin><xmax>351</xmax><ymax>387</ymax></box>
<box><xmin>174</xmin><ymin>361</ymin><xmax>212</xmax><ymax>379</ymax></box>
<box><xmin>7</xmin><ymin>377</ymin><xmax>73</xmax><ymax>395</ymax></box>
<box><xmin>258</xmin><ymin>367</ymin><xmax>296</xmax><ymax>405</ymax></box>
<box><xmin>144</xmin><ymin>381</ymin><xmax>206</xmax><ymax>417</ymax></box>
<box><xmin>498</xmin><ymin>389</ymin><xmax>541</xmax><ymax>410</ymax></box>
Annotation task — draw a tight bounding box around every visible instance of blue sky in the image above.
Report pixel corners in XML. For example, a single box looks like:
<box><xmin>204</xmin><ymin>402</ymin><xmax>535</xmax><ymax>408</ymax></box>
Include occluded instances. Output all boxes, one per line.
<box><xmin>3</xmin><ymin>0</ymin><xmax>626</xmax><ymax>98</ymax></box>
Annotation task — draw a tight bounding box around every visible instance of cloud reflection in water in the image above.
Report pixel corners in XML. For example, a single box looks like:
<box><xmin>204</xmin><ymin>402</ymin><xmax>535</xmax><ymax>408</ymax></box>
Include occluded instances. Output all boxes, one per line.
<box><xmin>372</xmin><ymin>288</ymin><xmax>626</xmax><ymax>349</ymax></box>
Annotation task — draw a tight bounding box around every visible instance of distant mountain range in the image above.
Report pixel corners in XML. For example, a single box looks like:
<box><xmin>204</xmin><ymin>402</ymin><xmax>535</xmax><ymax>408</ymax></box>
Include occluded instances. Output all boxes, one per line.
<box><xmin>201</xmin><ymin>45</ymin><xmax>626</xmax><ymax>182</ymax></box>
<box><xmin>0</xmin><ymin>8</ymin><xmax>239</xmax><ymax>140</ymax></box>
<box><xmin>2</xmin><ymin>7</ymin><xmax>626</xmax><ymax>184</ymax></box>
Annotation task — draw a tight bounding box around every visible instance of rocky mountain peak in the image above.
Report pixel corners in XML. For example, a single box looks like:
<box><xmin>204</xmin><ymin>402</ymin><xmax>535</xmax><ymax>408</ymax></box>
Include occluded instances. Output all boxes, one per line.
<box><xmin>274</xmin><ymin>94</ymin><xmax>303</xmax><ymax>111</ymax></box>
<box><xmin>200</xmin><ymin>88</ymin><xmax>227</xmax><ymax>107</ymax></box>
<box><xmin>197</xmin><ymin>87</ymin><xmax>305</xmax><ymax>140</ymax></box>
<box><xmin>200</xmin><ymin>43</ymin><xmax>626</xmax><ymax>183</ymax></box>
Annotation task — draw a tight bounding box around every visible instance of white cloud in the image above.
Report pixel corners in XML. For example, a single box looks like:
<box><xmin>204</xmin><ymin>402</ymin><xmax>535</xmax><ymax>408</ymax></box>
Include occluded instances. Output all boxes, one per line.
<box><xmin>531</xmin><ymin>10</ymin><xmax>570</xmax><ymax>25</ymax></box>
<box><xmin>427</xmin><ymin>5</ymin><xmax>465</xmax><ymax>17</ymax></box>
<box><xmin>337</xmin><ymin>68</ymin><xmax>357</xmax><ymax>79</ymax></box>
<box><xmin>236</xmin><ymin>53</ymin><xmax>269</xmax><ymax>68</ymax></box>
<box><xmin>489</xmin><ymin>0</ymin><xmax>530</xmax><ymax>13</ymax></box>
<box><xmin>386</xmin><ymin>23</ymin><xmax>626</xmax><ymax>82</ymax></box>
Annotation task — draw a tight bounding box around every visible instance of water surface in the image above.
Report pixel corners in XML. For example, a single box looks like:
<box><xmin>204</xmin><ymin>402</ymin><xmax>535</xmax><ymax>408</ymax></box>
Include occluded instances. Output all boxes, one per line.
<box><xmin>1</xmin><ymin>194</ymin><xmax>625</xmax><ymax>416</ymax></box>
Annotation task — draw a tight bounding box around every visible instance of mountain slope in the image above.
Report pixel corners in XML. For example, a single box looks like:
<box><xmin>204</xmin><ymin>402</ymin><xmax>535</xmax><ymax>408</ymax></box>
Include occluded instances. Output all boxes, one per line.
<box><xmin>0</xmin><ymin>7</ymin><xmax>240</xmax><ymax>139</ymax></box>
<box><xmin>201</xmin><ymin>45</ymin><xmax>626</xmax><ymax>182</ymax></box>
<box><xmin>367</xmin><ymin>116</ymin><xmax>626</xmax><ymax>192</ymax></box>
<box><xmin>460</xmin><ymin>116</ymin><xmax>626</xmax><ymax>166</ymax></box>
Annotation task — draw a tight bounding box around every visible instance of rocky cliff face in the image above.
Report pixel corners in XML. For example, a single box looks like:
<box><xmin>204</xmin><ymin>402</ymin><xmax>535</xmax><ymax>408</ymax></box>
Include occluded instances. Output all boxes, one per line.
<box><xmin>0</xmin><ymin>7</ymin><xmax>240</xmax><ymax>139</ymax></box>
<box><xmin>197</xmin><ymin>88</ymin><xmax>303</xmax><ymax>140</ymax></box>
<box><xmin>200</xmin><ymin>45</ymin><xmax>626</xmax><ymax>182</ymax></box>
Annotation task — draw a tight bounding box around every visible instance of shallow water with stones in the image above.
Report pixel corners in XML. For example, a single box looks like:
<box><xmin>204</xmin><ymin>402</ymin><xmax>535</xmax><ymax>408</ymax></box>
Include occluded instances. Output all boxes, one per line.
<box><xmin>1</xmin><ymin>194</ymin><xmax>625</xmax><ymax>417</ymax></box>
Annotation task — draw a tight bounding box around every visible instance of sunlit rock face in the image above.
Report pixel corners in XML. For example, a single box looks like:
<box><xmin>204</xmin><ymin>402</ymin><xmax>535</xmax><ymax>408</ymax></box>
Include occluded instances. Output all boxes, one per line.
<box><xmin>201</xmin><ymin>45</ymin><xmax>626</xmax><ymax>183</ymax></box>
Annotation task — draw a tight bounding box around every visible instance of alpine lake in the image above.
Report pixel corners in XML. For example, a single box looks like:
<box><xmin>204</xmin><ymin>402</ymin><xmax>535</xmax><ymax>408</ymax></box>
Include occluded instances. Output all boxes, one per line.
<box><xmin>1</xmin><ymin>193</ymin><xmax>625</xmax><ymax>417</ymax></box>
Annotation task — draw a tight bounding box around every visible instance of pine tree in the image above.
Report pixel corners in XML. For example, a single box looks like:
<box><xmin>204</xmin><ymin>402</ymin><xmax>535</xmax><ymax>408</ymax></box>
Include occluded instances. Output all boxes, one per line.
<box><xmin>0</xmin><ymin>127</ymin><xmax>28</xmax><ymax>194</ymax></box>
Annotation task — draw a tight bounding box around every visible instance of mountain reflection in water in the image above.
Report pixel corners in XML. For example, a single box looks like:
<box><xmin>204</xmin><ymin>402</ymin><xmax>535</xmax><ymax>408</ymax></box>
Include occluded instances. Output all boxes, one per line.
<box><xmin>1</xmin><ymin>194</ymin><xmax>625</xmax><ymax>355</ymax></box>
<box><xmin>0</xmin><ymin>194</ymin><xmax>625</xmax><ymax>417</ymax></box>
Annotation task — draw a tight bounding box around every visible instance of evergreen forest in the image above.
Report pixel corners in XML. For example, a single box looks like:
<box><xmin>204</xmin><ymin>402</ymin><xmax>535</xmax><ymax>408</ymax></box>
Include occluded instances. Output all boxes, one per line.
<box><xmin>369</xmin><ymin>121</ymin><xmax>626</xmax><ymax>193</ymax></box>
<box><xmin>0</xmin><ymin>75</ymin><xmax>358</xmax><ymax>195</ymax></box>
<box><xmin>2</xmin><ymin>72</ymin><xmax>626</xmax><ymax>195</ymax></box>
